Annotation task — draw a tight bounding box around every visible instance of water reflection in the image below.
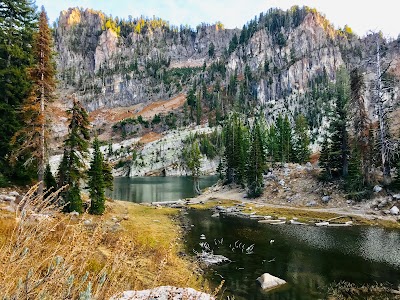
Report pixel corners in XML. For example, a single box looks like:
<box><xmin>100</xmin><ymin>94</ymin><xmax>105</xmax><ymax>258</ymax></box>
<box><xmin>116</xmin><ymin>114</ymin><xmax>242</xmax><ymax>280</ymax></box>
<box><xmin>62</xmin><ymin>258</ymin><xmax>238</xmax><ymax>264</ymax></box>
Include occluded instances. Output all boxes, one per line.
<box><xmin>107</xmin><ymin>176</ymin><xmax>218</xmax><ymax>203</ymax></box>
<box><xmin>186</xmin><ymin>211</ymin><xmax>400</xmax><ymax>300</ymax></box>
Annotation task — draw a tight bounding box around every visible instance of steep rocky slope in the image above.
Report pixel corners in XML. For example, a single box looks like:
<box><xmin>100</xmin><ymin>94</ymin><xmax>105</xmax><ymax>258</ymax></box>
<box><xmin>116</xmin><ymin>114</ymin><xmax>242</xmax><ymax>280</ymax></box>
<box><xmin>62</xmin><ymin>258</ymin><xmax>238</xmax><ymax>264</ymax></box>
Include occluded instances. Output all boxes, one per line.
<box><xmin>55</xmin><ymin>7</ymin><xmax>238</xmax><ymax>111</ymax></box>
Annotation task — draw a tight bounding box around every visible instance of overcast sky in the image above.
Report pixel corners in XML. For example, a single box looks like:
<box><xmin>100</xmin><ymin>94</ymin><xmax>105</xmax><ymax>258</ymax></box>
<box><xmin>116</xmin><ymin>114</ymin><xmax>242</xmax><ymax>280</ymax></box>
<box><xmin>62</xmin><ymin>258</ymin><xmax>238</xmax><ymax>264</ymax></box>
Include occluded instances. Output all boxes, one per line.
<box><xmin>35</xmin><ymin>0</ymin><xmax>400</xmax><ymax>38</ymax></box>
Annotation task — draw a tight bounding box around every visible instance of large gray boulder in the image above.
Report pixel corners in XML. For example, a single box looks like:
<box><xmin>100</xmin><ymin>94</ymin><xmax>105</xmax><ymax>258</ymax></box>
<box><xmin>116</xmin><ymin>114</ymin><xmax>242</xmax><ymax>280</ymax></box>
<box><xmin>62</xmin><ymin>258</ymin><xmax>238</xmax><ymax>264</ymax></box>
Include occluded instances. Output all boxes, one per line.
<box><xmin>111</xmin><ymin>286</ymin><xmax>214</xmax><ymax>300</ymax></box>
<box><xmin>390</xmin><ymin>206</ymin><xmax>399</xmax><ymax>215</ymax></box>
<box><xmin>256</xmin><ymin>273</ymin><xmax>287</xmax><ymax>290</ymax></box>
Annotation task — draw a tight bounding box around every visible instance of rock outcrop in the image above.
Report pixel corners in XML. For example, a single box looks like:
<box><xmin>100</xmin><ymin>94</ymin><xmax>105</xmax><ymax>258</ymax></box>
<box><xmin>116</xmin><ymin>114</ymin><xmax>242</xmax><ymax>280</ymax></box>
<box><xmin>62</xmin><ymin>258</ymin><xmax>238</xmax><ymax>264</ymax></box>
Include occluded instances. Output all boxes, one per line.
<box><xmin>112</xmin><ymin>286</ymin><xmax>214</xmax><ymax>300</ymax></box>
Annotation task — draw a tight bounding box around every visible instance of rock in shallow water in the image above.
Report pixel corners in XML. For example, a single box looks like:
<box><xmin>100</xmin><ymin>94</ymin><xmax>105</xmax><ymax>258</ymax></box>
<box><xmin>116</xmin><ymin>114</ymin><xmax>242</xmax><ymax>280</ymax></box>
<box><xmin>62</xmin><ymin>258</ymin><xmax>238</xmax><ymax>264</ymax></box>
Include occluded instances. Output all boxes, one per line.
<box><xmin>256</xmin><ymin>273</ymin><xmax>287</xmax><ymax>290</ymax></box>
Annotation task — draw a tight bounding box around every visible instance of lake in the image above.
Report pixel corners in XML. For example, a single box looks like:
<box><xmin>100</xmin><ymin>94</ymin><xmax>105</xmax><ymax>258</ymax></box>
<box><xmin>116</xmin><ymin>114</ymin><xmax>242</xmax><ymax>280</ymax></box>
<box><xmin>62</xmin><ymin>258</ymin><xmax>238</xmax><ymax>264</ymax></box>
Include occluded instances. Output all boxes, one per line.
<box><xmin>106</xmin><ymin>176</ymin><xmax>218</xmax><ymax>203</ymax></box>
<box><xmin>185</xmin><ymin>210</ymin><xmax>400</xmax><ymax>299</ymax></box>
<box><xmin>108</xmin><ymin>176</ymin><xmax>400</xmax><ymax>299</ymax></box>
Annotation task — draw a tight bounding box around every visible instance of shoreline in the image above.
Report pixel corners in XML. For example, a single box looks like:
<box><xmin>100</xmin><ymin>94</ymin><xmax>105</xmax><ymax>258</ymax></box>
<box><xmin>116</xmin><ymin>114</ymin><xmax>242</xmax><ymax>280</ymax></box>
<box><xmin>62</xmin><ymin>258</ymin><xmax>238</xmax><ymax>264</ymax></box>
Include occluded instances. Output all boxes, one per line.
<box><xmin>185</xmin><ymin>185</ymin><xmax>400</xmax><ymax>229</ymax></box>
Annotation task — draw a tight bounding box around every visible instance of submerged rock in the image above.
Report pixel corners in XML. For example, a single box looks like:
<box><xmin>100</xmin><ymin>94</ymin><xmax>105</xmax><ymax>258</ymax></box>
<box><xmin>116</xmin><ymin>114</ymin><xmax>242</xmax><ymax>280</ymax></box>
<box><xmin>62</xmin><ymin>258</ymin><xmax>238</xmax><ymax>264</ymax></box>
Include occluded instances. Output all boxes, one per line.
<box><xmin>256</xmin><ymin>273</ymin><xmax>287</xmax><ymax>290</ymax></box>
<box><xmin>197</xmin><ymin>251</ymin><xmax>230</xmax><ymax>266</ymax></box>
<box><xmin>112</xmin><ymin>286</ymin><xmax>214</xmax><ymax>300</ymax></box>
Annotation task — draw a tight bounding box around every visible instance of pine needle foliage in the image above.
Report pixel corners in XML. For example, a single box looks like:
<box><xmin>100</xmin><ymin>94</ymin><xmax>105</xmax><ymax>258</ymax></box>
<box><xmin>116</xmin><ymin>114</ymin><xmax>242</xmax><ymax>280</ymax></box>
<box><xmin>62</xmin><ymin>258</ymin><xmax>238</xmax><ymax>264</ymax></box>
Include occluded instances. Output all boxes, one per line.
<box><xmin>10</xmin><ymin>7</ymin><xmax>56</xmax><ymax>194</ymax></box>
<box><xmin>88</xmin><ymin>137</ymin><xmax>113</xmax><ymax>215</ymax></box>
<box><xmin>58</xmin><ymin>99</ymin><xmax>90</xmax><ymax>213</ymax></box>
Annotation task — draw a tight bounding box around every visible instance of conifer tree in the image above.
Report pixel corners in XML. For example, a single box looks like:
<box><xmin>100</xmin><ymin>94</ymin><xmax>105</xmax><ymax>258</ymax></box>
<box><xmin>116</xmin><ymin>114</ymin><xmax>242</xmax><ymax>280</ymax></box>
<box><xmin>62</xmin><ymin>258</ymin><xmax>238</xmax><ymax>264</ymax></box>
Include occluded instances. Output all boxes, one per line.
<box><xmin>276</xmin><ymin>114</ymin><xmax>293</xmax><ymax>163</ymax></box>
<box><xmin>0</xmin><ymin>0</ymin><xmax>37</xmax><ymax>181</ymax></box>
<box><xmin>183</xmin><ymin>138</ymin><xmax>202</xmax><ymax>194</ymax></box>
<box><xmin>329</xmin><ymin>67</ymin><xmax>350</xmax><ymax>177</ymax></box>
<box><xmin>265</xmin><ymin>123</ymin><xmax>279</xmax><ymax>165</ymax></box>
<box><xmin>44</xmin><ymin>163</ymin><xmax>57</xmax><ymax>192</ymax></box>
<box><xmin>293</xmin><ymin>114</ymin><xmax>311</xmax><ymax>163</ymax></box>
<box><xmin>88</xmin><ymin>137</ymin><xmax>113</xmax><ymax>215</ymax></box>
<box><xmin>196</xmin><ymin>91</ymin><xmax>202</xmax><ymax>125</ymax></box>
<box><xmin>345</xmin><ymin>145</ymin><xmax>364</xmax><ymax>196</ymax></box>
<box><xmin>247</xmin><ymin>120</ymin><xmax>265</xmax><ymax>198</ymax></box>
<box><xmin>319</xmin><ymin>135</ymin><xmax>332</xmax><ymax>180</ymax></box>
<box><xmin>58</xmin><ymin>99</ymin><xmax>90</xmax><ymax>213</ymax></box>
<box><xmin>10</xmin><ymin>7</ymin><xmax>56</xmax><ymax>195</ymax></box>
<box><xmin>223</xmin><ymin>113</ymin><xmax>248</xmax><ymax>185</ymax></box>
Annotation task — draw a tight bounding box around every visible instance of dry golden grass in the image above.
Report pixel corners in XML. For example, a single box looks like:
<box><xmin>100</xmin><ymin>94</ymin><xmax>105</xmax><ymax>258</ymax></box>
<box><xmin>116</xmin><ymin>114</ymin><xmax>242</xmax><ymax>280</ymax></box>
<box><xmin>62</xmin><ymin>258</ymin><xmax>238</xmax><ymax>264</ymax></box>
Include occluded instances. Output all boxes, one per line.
<box><xmin>0</xmin><ymin>185</ymin><xmax>206</xmax><ymax>299</ymax></box>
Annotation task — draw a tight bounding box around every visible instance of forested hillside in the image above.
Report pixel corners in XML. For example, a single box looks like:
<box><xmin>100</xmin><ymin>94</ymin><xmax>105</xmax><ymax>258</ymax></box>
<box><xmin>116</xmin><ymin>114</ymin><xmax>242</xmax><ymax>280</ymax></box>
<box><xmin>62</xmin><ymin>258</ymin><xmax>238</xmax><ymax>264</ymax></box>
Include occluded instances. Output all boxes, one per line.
<box><xmin>2</xmin><ymin>3</ymin><xmax>400</xmax><ymax>197</ymax></box>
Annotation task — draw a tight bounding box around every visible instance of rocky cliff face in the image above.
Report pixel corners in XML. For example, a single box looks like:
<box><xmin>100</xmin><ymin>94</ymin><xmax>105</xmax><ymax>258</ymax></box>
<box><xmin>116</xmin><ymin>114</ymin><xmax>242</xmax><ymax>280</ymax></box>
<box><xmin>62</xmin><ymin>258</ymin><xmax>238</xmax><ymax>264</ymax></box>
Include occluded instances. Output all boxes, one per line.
<box><xmin>55</xmin><ymin>8</ymin><xmax>238</xmax><ymax>111</ymax></box>
<box><xmin>226</xmin><ymin>11</ymin><xmax>344</xmax><ymax>128</ymax></box>
<box><xmin>54</xmin><ymin>6</ymin><xmax>400</xmax><ymax>136</ymax></box>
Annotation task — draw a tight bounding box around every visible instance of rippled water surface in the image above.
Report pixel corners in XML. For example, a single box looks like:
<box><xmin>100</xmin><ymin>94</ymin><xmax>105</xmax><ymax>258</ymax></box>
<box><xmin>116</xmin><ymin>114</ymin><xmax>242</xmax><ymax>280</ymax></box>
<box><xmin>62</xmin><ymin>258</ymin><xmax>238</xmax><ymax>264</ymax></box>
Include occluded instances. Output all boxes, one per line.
<box><xmin>185</xmin><ymin>210</ymin><xmax>400</xmax><ymax>299</ymax></box>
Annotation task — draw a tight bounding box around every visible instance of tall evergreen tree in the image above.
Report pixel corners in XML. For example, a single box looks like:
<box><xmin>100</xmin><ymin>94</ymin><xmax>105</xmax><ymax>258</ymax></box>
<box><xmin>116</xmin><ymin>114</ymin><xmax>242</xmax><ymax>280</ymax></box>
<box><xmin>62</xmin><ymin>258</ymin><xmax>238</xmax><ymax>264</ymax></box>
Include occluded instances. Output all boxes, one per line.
<box><xmin>88</xmin><ymin>137</ymin><xmax>113</xmax><ymax>215</ymax></box>
<box><xmin>0</xmin><ymin>0</ymin><xmax>37</xmax><ymax>182</ymax></box>
<box><xmin>183</xmin><ymin>138</ymin><xmax>202</xmax><ymax>194</ymax></box>
<box><xmin>293</xmin><ymin>114</ymin><xmax>311</xmax><ymax>163</ymax></box>
<box><xmin>276</xmin><ymin>114</ymin><xmax>293</xmax><ymax>163</ymax></box>
<box><xmin>223</xmin><ymin>113</ymin><xmax>248</xmax><ymax>185</ymax></box>
<box><xmin>58</xmin><ymin>99</ymin><xmax>90</xmax><ymax>213</ymax></box>
<box><xmin>345</xmin><ymin>144</ymin><xmax>364</xmax><ymax>196</ymax></box>
<box><xmin>44</xmin><ymin>163</ymin><xmax>57</xmax><ymax>192</ymax></box>
<box><xmin>265</xmin><ymin>123</ymin><xmax>279</xmax><ymax>165</ymax></box>
<box><xmin>329</xmin><ymin>67</ymin><xmax>350</xmax><ymax>177</ymax></box>
<box><xmin>10</xmin><ymin>7</ymin><xmax>56</xmax><ymax>195</ymax></box>
<box><xmin>247</xmin><ymin>120</ymin><xmax>265</xmax><ymax>198</ymax></box>
<box><xmin>319</xmin><ymin>135</ymin><xmax>332</xmax><ymax>180</ymax></box>
<box><xmin>350</xmin><ymin>68</ymin><xmax>373</xmax><ymax>185</ymax></box>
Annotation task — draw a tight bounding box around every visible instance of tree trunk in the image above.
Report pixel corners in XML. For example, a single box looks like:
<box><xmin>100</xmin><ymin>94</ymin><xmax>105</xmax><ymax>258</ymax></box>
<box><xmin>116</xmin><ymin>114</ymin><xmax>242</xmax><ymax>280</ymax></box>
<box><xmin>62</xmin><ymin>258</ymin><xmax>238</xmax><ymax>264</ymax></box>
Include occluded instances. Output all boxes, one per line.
<box><xmin>376</xmin><ymin>40</ymin><xmax>391</xmax><ymax>184</ymax></box>
<box><xmin>38</xmin><ymin>49</ymin><xmax>45</xmax><ymax>196</ymax></box>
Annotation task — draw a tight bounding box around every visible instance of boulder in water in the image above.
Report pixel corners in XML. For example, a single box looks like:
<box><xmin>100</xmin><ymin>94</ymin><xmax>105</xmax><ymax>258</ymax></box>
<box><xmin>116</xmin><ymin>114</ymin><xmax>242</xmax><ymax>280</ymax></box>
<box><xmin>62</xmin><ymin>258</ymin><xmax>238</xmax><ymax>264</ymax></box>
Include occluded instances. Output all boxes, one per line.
<box><xmin>256</xmin><ymin>273</ymin><xmax>286</xmax><ymax>290</ymax></box>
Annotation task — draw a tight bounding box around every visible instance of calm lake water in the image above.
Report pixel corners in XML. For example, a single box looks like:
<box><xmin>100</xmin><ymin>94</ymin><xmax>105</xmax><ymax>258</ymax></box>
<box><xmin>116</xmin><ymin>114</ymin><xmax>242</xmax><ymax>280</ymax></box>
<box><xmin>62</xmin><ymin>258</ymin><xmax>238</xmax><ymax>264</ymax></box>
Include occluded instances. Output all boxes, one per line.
<box><xmin>106</xmin><ymin>176</ymin><xmax>218</xmax><ymax>203</ymax></box>
<box><xmin>108</xmin><ymin>176</ymin><xmax>400</xmax><ymax>299</ymax></box>
<box><xmin>185</xmin><ymin>210</ymin><xmax>400</xmax><ymax>299</ymax></box>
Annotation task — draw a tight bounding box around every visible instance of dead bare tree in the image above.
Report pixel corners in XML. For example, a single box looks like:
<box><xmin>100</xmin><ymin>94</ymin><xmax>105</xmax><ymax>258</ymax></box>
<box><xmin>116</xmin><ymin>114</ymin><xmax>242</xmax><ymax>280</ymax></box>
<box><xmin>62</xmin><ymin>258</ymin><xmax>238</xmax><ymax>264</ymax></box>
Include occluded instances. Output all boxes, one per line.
<box><xmin>372</xmin><ymin>36</ymin><xmax>398</xmax><ymax>184</ymax></box>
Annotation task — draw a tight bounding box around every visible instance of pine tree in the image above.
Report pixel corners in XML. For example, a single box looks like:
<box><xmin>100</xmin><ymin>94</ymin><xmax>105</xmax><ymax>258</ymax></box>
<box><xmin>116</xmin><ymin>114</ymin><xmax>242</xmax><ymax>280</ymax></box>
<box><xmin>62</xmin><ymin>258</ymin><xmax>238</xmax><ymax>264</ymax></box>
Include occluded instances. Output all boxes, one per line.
<box><xmin>196</xmin><ymin>91</ymin><xmax>202</xmax><ymax>125</ymax></box>
<box><xmin>345</xmin><ymin>145</ymin><xmax>364</xmax><ymax>196</ymax></box>
<box><xmin>329</xmin><ymin>67</ymin><xmax>350</xmax><ymax>178</ymax></box>
<box><xmin>265</xmin><ymin>123</ymin><xmax>279</xmax><ymax>165</ymax></box>
<box><xmin>187</xmin><ymin>88</ymin><xmax>196</xmax><ymax>121</ymax></box>
<box><xmin>223</xmin><ymin>113</ymin><xmax>248</xmax><ymax>185</ymax></box>
<box><xmin>88</xmin><ymin>137</ymin><xmax>112</xmax><ymax>215</ymax></box>
<box><xmin>44</xmin><ymin>163</ymin><xmax>57</xmax><ymax>192</ymax></box>
<box><xmin>183</xmin><ymin>139</ymin><xmax>202</xmax><ymax>194</ymax></box>
<box><xmin>58</xmin><ymin>99</ymin><xmax>90</xmax><ymax>213</ymax></box>
<box><xmin>293</xmin><ymin>114</ymin><xmax>311</xmax><ymax>163</ymax></box>
<box><xmin>276</xmin><ymin>114</ymin><xmax>293</xmax><ymax>163</ymax></box>
<box><xmin>319</xmin><ymin>135</ymin><xmax>332</xmax><ymax>180</ymax></box>
<box><xmin>0</xmin><ymin>0</ymin><xmax>37</xmax><ymax>182</ymax></box>
<box><xmin>10</xmin><ymin>7</ymin><xmax>56</xmax><ymax>195</ymax></box>
<box><xmin>247</xmin><ymin>120</ymin><xmax>265</xmax><ymax>198</ymax></box>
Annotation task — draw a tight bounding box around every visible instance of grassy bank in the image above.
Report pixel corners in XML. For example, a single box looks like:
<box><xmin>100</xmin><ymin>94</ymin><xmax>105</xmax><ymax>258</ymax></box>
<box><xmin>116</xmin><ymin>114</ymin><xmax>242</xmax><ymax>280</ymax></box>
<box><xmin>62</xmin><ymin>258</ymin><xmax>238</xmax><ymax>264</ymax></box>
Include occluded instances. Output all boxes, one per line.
<box><xmin>0</xmin><ymin>187</ymin><xmax>206</xmax><ymax>299</ymax></box>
